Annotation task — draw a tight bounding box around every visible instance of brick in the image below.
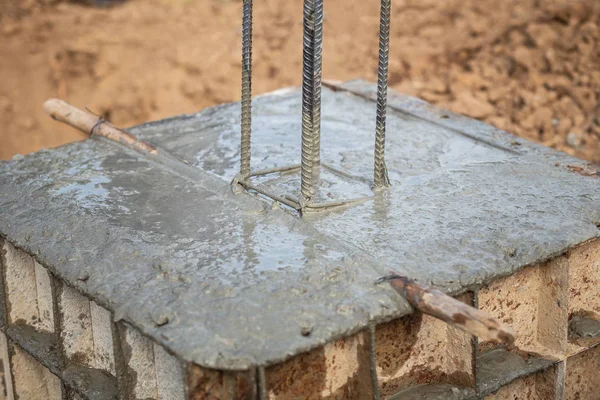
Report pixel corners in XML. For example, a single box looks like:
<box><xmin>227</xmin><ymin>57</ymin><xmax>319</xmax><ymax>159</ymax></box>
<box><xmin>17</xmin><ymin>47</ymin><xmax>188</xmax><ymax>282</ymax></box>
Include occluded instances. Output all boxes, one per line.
<box><xmin>187</xmin><ymin>365</ymin><xmax>255</xmax><ymax>400</ymax></box>
<box><xmin>446</xmin><ymin>293</ymin><xmax>475</xmax><ymax>384</ymax></box>
<box><xmin>154</xmin><ymin>343</ymin><xmax>185</xmax><ymax>400</ymax></box>
<box><xmin>59</xmin><ymin>284</ymin><xmax>93</xmax><ymax>367</ymax></box>
<box><xmin>44</xmin><ymin>367</ymin><xmax>63</xmax><ymax>400</ymax></box>
<box><xmin>266</xmin><ymin>344</ymin><xmax>327</xmax><ymax>400</ymax></box>
<box><xmin>34</xmin><ymin>261</ymin><xmax>55</xmax><ymax>333</ymax></box>
<box><xmin>564</xmin><ymin>344</ymin><xmax>600</xmax><ymax>400</ymax></box>
<box><xmin>375</xmin><ymin>295</ymin><xmax>474</xmax><ymax>397</ymax></box>
<box><xmin>266</xmin><ymin>330</ymin><xmax>373</xmax><ymax>399</ymax></box>
<box><xmin>0</xmin><ymin>332</ymin><xmax>14</xmax><ymax>400</ymax></box>
<box><xmin>90</xmin><ymin>301</ymin><xmax>115</xmax><ymax>375</ymax></box>
<box><xmin>537</xmin><ymin>257</ymin><xmax>569</xmax><ymax>355</ymax></box>
<box><xmin>11</xmin><ymin>345</ymin><xmax>62</xmax><ymax>400</ymax></box>
<box><xmin>120</xmin><ymin>323</ymin><xmax>158</xmax><ymax>399</ymax></box>
<box><xmin>3</xmin><ymin>242</ymin><xmax>56</xmax><ymax>334</ymax></box>
<box><xmin>0</xmin><ymin>239</ymin><xmax>8</xmax><ymax>330</ymax></box>
<box><xmin>118</xmin><ymin>327</ymin><xmax>191</xmax><ymax>400</ymax></box>
<box><xmin>478</xmin><ymin>258</ymin><xmax>569</xmax><ymax>358</ymax></box>
<box><xmin>60</xmin><ymin>286</ymin><xmax>117</xmax><ymax>375</ymax></box>
<box><xmin>3</xmin><ymin>242</ymin><xmax>38</xmax><ymax>327</ymax></box>
<box><xmin>567</xmin><ymin>239</ymin><xmax>600</xmax><ymax>319</ymax></box>
<box><xmin>2</xmin><ymin>241</ymin><xmax>55</xmax><ymax>332</ymax></box>
<box><xmin>484</xmin><ymin>366</ymin><xmax>557</xmax><ymax>399</ymax></box>
<box><xmin>479</xmin><ymin>266</ymin><xmax>539</xmax><ymax>353</ymax></box>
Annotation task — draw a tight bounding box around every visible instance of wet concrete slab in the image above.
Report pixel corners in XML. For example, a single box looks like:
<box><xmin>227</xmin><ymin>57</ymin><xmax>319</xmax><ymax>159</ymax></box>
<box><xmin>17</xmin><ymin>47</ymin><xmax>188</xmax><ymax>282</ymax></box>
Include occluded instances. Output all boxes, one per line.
<box><xmin>1</xmin><ymin>80</ymin><xmax>600</xmax><ymax>370</ymax></box>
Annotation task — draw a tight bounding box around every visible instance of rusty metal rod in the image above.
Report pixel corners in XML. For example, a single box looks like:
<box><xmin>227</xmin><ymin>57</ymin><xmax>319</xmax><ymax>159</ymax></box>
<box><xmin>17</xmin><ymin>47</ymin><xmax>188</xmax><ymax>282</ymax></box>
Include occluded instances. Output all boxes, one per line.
<box><xmin>377</xmin><ymin>273</ymin><xmax>516</xmax><ymax>344</ymax></box>
<box><xmin>240</xmin><ymin>0</ymin><xmax>253</xmax><ymax>178</ymax></box>
<box><xmin>43</xmin><ymin>98</ymin><xmax>157</xmax><ymax>155</ymax></box>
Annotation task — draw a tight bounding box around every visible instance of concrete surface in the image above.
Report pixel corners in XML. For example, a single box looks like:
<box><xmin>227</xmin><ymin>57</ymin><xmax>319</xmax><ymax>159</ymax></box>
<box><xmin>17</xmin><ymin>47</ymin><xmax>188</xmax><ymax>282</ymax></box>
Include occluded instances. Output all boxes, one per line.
<box><xmin>1</xmin><ymin>80</ymin><xmax>600</xmax><ymax>371</ymax></box>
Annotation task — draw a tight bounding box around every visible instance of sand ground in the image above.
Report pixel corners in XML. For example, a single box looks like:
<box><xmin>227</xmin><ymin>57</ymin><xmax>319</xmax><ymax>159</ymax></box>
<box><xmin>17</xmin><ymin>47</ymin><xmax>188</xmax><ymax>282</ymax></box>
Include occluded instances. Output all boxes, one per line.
<box><xmin>1</xmin><ymin>0</ymin><xmax>599</xmax><ymax>162</ymax></box>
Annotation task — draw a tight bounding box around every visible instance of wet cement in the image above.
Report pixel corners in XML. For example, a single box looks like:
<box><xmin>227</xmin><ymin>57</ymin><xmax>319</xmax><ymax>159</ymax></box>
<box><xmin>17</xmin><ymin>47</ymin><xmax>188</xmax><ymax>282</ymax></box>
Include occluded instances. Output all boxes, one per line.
<box><xmin>1</xmin><ymin>80</ymin><xmax>600</xmax><ymax>370</ymax></box>
<box><xmin>476</xmin><ymin>348</ymin><xmax>554</xmax><ymax>396</ymax></box>
<box><xmin>569</xmin><ymin>315</ymin><xmax>600</xmax><ymax>339</ymax></box>
<box><xmin>387</xmin><ymin>348</ymin><xmax>556</xmax><ymax>399</ymax></box>
<box><xmin>6</xmin><ymin>324</ymin><xmax>62</xmax><ymax>373</ymax></box>
<box><xmin>62</xmin><ymin>365</ymin><xmax>119</xmax><ymax>400</ymax></box>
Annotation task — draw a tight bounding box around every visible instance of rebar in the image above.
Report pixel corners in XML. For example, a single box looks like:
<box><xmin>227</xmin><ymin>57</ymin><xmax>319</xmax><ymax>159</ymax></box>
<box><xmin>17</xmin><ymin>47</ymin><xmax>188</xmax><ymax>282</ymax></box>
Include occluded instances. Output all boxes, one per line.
<box><xmin>240</xmin><ymin>0</ymin><xmax>253</xmax><ymax>178</ymax></box>
<box><xmin>374</xmin><ymin>0</ymin><xmax>391</xmax><ymax>188</ymax></box>
<box><xmin>300</xmin><ymin>0</ymin><xmax>317</xmax><ymax>205</ymax></box>
<box><xmin>312</xmin><ymin>0</ymin><xmax>324</xmax><ymax>167</ymax></box>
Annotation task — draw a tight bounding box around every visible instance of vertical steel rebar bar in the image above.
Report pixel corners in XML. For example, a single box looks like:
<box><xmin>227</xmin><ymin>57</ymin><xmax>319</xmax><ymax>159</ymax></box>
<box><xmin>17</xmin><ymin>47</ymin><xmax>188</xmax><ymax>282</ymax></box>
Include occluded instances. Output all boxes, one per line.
<box><xmin>240</xmin><ymin>0</ymin><xmax>253</xmax><ymax>178</ymax></box>
<box><xmin>300</xmin><ymin>0</ymin><xmax>317</xmax><ymax>205</ymax></box>
<box><xmin>374</xmin><ymin>0</ymin><xmax>391</xmax><ymax>188</ymax></box>
<box><xmin>312</xmin><ymin>0</ymin><xmax>324</xmax><ymax>168</ymax></box>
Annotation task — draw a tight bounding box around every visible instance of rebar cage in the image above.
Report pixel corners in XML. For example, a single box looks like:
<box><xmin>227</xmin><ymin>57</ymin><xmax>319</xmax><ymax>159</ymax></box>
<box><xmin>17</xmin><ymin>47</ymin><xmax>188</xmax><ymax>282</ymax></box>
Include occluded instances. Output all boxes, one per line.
<box><xmin>234</xmin><ymin>0</ymin><xmax>392</xmax><ymax>213</ymax></box>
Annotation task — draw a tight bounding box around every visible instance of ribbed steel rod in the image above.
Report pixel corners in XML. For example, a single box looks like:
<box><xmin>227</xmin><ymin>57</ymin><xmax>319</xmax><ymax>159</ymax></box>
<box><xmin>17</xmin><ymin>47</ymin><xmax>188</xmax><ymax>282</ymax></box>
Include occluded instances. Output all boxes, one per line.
<box><xmin>374</xmin><ymin>0</ymin><xmax>391</xmax><ymax>188</ymax></box>
<box><xmin>300</xmin><ymin>0</ymin><xmax>317</xmax><ymax>205</ymax></box>
<box><xmin>240</xmin><ymin>0</ymin><xmax>253</xmax><ymax>178</ymax></box>
<box><xmin>312</xmin><ymin>0</ymin><xmax>324</xmax><ymax>167</ymax></box>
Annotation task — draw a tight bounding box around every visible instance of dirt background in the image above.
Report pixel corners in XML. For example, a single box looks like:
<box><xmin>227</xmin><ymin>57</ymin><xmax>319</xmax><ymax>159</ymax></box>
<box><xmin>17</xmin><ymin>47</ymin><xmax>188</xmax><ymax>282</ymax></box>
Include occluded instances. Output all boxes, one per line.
<box><xmin>1</xmin><ymin>0</ymin><xmax>599</xmax><ymax>162</ymax></box>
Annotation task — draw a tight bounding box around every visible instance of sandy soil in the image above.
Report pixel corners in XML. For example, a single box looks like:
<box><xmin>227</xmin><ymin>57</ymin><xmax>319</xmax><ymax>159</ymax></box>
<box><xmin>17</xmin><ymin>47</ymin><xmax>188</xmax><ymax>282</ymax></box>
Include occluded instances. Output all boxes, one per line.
<box><xmin>1</xmin><ymin>0</ymin><xmax>599</xmax><ymax>162</ymax></box>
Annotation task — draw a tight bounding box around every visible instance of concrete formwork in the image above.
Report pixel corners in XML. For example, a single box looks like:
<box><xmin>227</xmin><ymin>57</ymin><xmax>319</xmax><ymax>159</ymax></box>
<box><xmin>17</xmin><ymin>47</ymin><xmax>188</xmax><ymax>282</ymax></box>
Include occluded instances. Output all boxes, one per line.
<box><xmin>1</xmin><ymin>81</ymin><xmax>600</xmax><ymax>399</ymax></box>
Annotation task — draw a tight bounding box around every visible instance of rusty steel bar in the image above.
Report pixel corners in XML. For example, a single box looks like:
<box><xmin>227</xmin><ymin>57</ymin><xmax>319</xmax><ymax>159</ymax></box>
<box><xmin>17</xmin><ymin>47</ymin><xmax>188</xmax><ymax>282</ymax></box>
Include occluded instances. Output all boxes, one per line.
<box><xmin>44</xmin><ymin>99</ymin><xmax>157</xmax><ymax>155</ymax></box>
<box><xmin>374</xmin><ymin>0</ymin><xmax>391</xmax><ymax>188</ymax></box>
<box><xmin>377</xmin><ymin>274</ymin><xmax>516</xmax><ymax>344</ymax></box>
<box><xmin>240</xmin><ymin>0</ymin><xmax>253</xmax><ymax>178</ymax></box>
